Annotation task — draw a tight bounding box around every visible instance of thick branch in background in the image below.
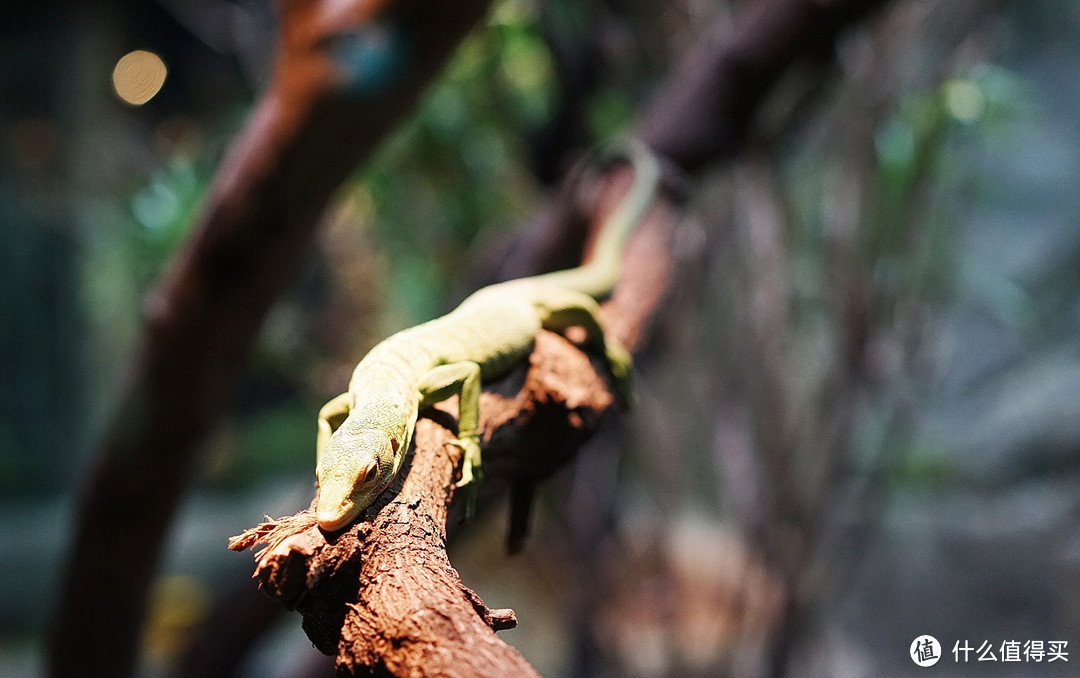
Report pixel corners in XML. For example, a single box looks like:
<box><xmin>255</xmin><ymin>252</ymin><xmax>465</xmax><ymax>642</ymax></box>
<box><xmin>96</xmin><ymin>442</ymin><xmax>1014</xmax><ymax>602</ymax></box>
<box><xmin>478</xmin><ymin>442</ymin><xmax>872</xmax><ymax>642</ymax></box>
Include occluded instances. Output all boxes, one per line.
<box><xmin>640</xmin><ymin>0</ymin><xmax>890</xmax><ymax>170</ymax></box>
<box><xmin>47</xmin><ymin>1</ymin><xmax>492</xmax><ymax>676</ymax></box>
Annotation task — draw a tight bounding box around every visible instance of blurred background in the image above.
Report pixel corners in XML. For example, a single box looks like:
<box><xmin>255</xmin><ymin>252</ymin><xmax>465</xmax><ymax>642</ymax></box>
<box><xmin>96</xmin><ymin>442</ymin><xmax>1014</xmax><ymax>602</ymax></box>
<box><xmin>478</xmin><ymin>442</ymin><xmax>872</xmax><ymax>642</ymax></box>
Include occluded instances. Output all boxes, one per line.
<box><xmin>1</xmin><ymin>0</ymin><xmax>1079</xmax><ymax>676</ymax></box>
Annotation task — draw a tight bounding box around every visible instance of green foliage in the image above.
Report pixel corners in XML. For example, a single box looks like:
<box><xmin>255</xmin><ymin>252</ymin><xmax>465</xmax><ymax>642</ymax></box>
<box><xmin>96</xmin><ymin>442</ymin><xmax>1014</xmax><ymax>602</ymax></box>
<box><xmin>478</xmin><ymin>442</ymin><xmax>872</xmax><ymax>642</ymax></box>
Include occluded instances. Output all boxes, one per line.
<box><xmin>129</xmin><ymin>157</ymin><xmax>208</xmax><ymax>274</ymax></box>
<box><xmin>207</xmin><ymin>402</ymin><xmax>316</xmax><ymax>487</ymax></box>
<box><xmin>892</xmin><ymin>448</ymin><xmax>959</xmax><ymax>487</ymax></box>
<box><xmin>586</xmin><ymin>85</ymin><xmax>637</xmax><ymax>141</ymax></box>
<box><xmin>354</xmin><ymin>0</ymin><xmax>559</xmax><ymax>326</ymax></box>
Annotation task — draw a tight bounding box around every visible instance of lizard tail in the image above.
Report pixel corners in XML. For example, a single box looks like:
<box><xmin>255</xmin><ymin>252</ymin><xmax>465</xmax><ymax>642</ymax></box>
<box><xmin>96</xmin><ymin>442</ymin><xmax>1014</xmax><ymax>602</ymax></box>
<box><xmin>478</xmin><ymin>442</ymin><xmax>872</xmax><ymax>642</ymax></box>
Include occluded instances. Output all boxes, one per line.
<box><xmin>536</xmin><ymin>139</ymin><xmax>662</xmax><ymax>299</ymax></box>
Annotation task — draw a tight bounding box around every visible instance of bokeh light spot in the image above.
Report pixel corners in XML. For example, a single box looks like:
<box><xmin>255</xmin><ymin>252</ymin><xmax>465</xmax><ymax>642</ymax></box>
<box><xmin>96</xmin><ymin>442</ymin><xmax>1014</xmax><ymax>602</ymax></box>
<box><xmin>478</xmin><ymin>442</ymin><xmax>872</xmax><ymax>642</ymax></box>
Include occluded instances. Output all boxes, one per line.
<box><xmin>112</xmin><ymin>50</ymin><xmax>167</xmax><ymax>105</ymax></box>
<box><xmin>944</xmin><ymin>78</ymin><xmax>985</xmax><ymax>123</ymax></box>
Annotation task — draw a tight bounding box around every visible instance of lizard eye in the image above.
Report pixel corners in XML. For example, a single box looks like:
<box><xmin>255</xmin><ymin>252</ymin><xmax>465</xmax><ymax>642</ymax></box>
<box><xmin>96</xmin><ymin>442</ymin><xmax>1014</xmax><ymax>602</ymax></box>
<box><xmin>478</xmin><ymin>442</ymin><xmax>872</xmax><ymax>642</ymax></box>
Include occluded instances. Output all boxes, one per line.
<box><xmin>362</xmin><ymin>463</ymin><xmax>378</xmax><ymax>485</ymax></box>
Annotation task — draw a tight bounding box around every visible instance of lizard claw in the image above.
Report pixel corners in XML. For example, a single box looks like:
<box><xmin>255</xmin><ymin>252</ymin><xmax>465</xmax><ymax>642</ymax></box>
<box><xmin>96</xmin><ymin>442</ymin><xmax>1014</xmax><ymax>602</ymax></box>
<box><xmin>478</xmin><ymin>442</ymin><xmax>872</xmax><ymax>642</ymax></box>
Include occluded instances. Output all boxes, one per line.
<box><xmin>448</xmin><ymin>435</ymin><xmax>483</xmax><ymax>520</ymax></box>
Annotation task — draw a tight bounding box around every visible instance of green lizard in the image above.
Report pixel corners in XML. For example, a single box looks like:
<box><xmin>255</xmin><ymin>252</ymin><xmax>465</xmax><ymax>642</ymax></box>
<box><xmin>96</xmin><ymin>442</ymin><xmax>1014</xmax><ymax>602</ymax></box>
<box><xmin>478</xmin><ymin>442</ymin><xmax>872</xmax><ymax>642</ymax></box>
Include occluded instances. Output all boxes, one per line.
<box><xmin>314</xmin><ymin>141</ymin><xmax>661</xmax><ymax>532</ymax></box>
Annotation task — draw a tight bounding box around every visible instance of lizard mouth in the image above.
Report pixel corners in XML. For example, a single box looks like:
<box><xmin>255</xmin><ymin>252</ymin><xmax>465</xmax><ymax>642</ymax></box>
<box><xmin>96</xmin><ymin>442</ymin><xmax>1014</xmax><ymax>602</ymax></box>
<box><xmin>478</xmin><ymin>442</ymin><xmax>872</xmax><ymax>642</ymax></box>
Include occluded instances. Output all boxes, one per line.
<box><xmin>316</xmin><ymin>494</ymin><xmax>358</xmax><ymax>532</ymax></box>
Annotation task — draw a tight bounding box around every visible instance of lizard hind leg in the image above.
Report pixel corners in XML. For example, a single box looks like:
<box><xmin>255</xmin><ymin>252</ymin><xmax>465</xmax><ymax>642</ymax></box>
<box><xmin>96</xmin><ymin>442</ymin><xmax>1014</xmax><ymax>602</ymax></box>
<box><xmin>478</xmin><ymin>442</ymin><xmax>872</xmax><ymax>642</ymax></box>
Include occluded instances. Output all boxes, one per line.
<box><xmin>535</xmin><ymin>289</ymin><xmax>633</xmax><ymax>406</ymax></box>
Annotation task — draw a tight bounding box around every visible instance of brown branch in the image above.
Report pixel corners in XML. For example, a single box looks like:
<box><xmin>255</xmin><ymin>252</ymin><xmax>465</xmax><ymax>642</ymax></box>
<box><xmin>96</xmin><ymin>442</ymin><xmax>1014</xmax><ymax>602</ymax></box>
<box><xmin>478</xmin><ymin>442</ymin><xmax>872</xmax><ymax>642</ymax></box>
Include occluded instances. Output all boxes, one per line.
<box><xmin>227</xmin><ymin>0</ymin><xmax>903</xmax><ymax>675</ymax></box>
<box><xmin>234</xmin><ymin>332</ymin><xmax>597</xmax><ymax>678</ymax></box>
<box><xmin>47</xmin><ymin>1</ymin><xmax>492</xmax><ymax>677</ymax></box>
<box><xmin>230</xmin><ymin>164</ymin><xmax>680</xmax><ymax>676</ymax></box>
<box><xmin>640</xmin><ymin>0</ymin><xmax>891</xmax><ymax>171</ymax></box>
<box><xmin>37</xmin><ymin>0</ymin><xmax>901</xmax><ymax>673</ymax></box>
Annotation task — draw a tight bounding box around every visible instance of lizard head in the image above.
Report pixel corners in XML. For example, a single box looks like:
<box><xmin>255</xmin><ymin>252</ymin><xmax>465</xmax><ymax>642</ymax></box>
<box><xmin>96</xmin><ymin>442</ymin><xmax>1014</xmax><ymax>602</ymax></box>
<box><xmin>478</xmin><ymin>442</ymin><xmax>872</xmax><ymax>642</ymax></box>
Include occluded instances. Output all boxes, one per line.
<box><xmin>315</xmin><ymin>421</ymin><xmax>399</xmax><ymax>532</ymax></box>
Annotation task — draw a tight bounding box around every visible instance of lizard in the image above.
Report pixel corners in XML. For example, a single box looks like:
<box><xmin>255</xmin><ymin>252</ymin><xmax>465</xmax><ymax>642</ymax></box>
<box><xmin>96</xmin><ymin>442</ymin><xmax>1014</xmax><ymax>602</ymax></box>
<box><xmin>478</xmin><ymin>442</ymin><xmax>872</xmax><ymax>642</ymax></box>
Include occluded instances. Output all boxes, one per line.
<box><xmin>314</xmin><ymin>140</ymin><xmax>661</xmax><ymax>532</ymax></box>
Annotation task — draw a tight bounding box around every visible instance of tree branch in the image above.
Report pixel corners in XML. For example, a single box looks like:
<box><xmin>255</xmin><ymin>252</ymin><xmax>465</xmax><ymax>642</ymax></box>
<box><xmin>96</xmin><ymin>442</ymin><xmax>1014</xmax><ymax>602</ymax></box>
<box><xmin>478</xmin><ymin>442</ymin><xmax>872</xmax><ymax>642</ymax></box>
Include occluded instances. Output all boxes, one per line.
<box><xmin>229</xmin><ymin>0</ymin><xmax>901</xmax><ymax>675</ymax></box>
<box><xmin>232</xmin><ymin>333</ymin><xmax>591</xmax><ymax>678</ymax></box>
<box><xmin>230</xmin><ymin>162</ymin><xmax>680</xmax><ymax>676</ymax></box>
<box><xmin>43</xmin><ymin>0</ymin><xmax>901</xmax><ymax>674</ymax></box>
<box><xmin>47</xmin><ymin>1</ymin><xmax>492</xmax><ymax>676</ymax></box>
<box><xmin>641</xmin><ymin>0</ymin><xmax>891</xmax><ymax>170</ymax></box>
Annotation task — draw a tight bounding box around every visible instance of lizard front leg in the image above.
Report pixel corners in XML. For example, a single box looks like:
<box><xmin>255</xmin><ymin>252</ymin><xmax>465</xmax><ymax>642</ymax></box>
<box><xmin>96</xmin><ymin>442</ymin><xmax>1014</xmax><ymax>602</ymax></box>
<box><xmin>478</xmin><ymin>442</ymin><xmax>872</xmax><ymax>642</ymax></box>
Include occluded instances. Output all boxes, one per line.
<box><xmin>418</xmin><ymin>361</ymin><xmax>483</xmax><ymax>514</ymax></box>
<box><xmin>316</xmin><ymin>392</ymin><xmax>352</xmax><ymax>463</ymax></box>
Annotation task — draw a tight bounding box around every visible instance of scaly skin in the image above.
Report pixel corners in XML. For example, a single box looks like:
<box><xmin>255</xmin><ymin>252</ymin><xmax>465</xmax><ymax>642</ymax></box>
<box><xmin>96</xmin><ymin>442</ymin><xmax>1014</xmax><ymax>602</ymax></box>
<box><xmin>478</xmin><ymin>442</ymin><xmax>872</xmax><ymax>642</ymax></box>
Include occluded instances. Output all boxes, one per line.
<box><xmin>315</xmin><ymin>141</ymin><xmax>661</xmax><ymax>531</ymax></box>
